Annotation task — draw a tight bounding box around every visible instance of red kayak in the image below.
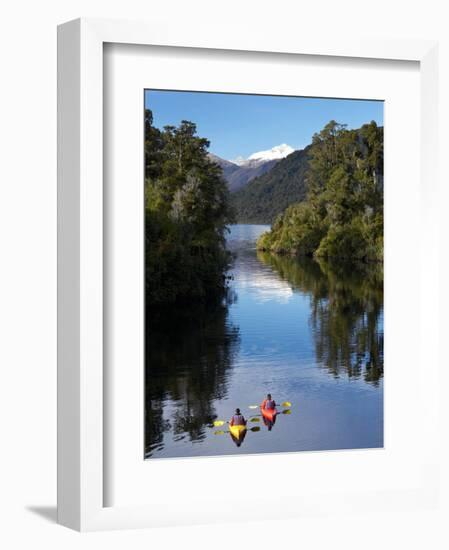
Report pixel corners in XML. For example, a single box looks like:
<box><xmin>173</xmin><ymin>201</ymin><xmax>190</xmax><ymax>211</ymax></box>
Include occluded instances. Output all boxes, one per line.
<box><xmin>261</xmin><ymin>407</ymin><xmax>277</xmax><ymax>422</ymax></box>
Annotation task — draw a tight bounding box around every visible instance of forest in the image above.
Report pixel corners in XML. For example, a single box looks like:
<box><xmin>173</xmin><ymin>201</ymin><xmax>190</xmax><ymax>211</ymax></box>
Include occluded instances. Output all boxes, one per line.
<box><xmin>144</xmin><ymin>109</ymin><xmax>234</xmax><ymax>309</ymax></box>
<box><xmin>257</xmin><ymin>121</ymin><xmax>383</xmax><ymax>262</ymax></box>
<box><xmin>144</xmin><ymin>113</ymin><xmax>384</xmax><ymax>314</ymax></box>
<box><xmin>231</xmin><ymin>146</ymin><xmax>310</xmax><ymax>223</ymax></box>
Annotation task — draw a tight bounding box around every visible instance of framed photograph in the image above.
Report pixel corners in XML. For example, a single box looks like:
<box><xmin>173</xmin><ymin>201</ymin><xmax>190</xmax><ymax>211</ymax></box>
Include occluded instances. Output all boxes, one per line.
<box><xmin>58</xmin><ymin>18</ymin><xmax>440</xmax><ymax>530</ymax></box>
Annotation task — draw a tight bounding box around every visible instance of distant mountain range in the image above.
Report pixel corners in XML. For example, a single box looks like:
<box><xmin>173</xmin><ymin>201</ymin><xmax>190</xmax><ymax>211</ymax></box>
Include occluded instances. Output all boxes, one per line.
<box><xmin>228</xmin><ymin>125</ymin><xmax>383</xmax><ymax>225</ymax></box>
<box><xmin>208</xmin><ymin>144</ymin><xmax>294</xmax><ymax>193</ymax></box>
<box><xmin>209</xmin><ymin>143</ymin><xmax>310</xmax><ymax>224</ymax></box>
<box><xmin>210</xmin><ymin>125</ymin><xmax>383</xmax><ymax>226</ymax></box>
<box><xmin>230</xmin><ymin>146</ymin><xmax>311</xmax><ymax>224</ymax></box>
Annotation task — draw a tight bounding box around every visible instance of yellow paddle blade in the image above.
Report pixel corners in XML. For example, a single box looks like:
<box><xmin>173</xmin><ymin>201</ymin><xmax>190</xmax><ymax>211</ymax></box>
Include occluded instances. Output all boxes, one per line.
<box><xmin>281</xmin><ymin>401</ymin><xmax>291</xmax><ymax>407</ymax></box>
<box><xmin>213</xmin><ymin>420</ymin><xmax>225</xmax><ymax>427</ymax></box>
<box><xmin>214</xmin><ymin>430</ymin><xmax>226</xmax><ymax>435</ymax></box>
<box><xmin>250</xmin><ymin>417</ymin><xmax>260</xmax><ymax>422</ymax></box>
<box><xmin>250</xmin><ymin>426</ymin><xmax>261</xmax><ymax>432</ymax></box>
<box><xmin>248</xmin><ymin>405</ymin><xmax>258</xmax><ymax>409</ymax></box>
<box><xmin>282</xmin><ymin>409</ymin><xmax>292</xmax><ymax>415</ymax></box>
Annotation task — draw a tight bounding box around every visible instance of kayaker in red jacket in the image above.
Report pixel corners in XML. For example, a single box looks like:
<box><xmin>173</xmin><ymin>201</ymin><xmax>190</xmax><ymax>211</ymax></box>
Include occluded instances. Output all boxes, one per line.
<box><xmin>261</xmin><ymin>394</ymin><xmax>276</xmax><ymax>410</ymax></box>
<box><xmin>229</xmin><ymin>408</ymin><xmax>246</xmax><ymax>426</ymax></box>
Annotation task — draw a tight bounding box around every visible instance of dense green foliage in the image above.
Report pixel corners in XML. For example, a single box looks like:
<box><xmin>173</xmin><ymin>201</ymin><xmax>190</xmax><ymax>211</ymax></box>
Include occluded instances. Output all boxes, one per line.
<box><xmin>231</xmin><ymin>147</ymin><xmax>310</xmax><ymax>223</ymax></box>
<box><xmin>257</xmin><ymin>121</ymin><xmax>383</xmax><ymax>261</ymax></box>
<box><xmin>144</xmin><ymin>109</ymin><xmax>234</xmax><ymax>306</ymax></box>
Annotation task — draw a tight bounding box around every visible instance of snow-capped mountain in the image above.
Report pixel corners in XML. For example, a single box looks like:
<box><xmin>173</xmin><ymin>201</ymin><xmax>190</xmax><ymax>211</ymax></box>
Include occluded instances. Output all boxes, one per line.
<box><xmin>208</xmin><ymin>144</ymin><xmax>295</xmax><ymax>193</ymax></box>
<box><xmin>232</xmin><ymin>144</ymin><xmax>294</xmax><ymax>167</ymax></box>
<box><xmin>208</xmin><ymin>153</ymin><xmax>277</xmax><ymax>193</ymax></box>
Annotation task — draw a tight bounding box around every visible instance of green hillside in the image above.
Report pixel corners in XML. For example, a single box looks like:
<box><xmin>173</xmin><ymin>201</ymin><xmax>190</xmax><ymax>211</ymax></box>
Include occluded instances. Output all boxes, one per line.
<box><xmin>257</xmin><ymin>121</ymin><xmax>384</xmax><ymax>262</ymax></box>
<box><xmin>231</xmin><ymin>147</ymin><xmax>310</xmax><ymax>224</ymax></box>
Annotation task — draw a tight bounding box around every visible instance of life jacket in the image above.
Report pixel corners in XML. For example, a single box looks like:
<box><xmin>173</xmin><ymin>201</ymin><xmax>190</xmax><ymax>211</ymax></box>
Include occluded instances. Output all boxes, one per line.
<box><xmin>232</xmin><ymin>414</ymin><xmax>244</xmax><ymax>425</ymax></box>
<box><xmin>262</xmin><ymin>399</ymin><xmax>275</xmax><ymax>410</ymax></box>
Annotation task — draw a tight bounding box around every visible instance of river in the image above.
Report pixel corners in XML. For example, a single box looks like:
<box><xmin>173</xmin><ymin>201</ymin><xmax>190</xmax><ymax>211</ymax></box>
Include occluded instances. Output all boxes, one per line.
<box><xmin>145</xmin><ymin>224</ymin><xmax>384</xmax><ymax>458</ymax></box>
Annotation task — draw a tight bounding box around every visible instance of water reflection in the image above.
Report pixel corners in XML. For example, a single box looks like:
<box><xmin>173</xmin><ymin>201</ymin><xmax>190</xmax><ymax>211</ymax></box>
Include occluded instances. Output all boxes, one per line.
<box><xmin>145</xmin><ymin>224</ymin><xmax>383</xmax><ymax>458</ymax></box>
<box><xmin>145</xmin><ymin>301</ymin><xmax>240</xmax><ymax>457</ymax></box>
<box><xmin>257</xmin><ymin>252</ymin><xmax>384</xmax><ymax>385</ymax></box>
<box><xmin>262</xmin><ymin>414</ymin><xmax>277</xmax><ymax>431</ymax></box>
<box><xmin>227</xmin><ymin>226</ymin><xmax>294</xmax><ymax>305</ymax></box>
<box><xmin>229</xmin><ymin>428</ymin><xmax>247</xmax><ymax>447</ymax></box>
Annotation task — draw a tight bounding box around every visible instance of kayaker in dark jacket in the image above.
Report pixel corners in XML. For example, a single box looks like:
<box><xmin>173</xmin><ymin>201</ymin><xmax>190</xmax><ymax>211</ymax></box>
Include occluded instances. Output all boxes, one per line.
<box><xmin>229</xmin><ymin>408</ymin><xmax>246</xmax><ymax>426</ymax></box>
<box><xmin>261</xmin><ymin>393</ymin><xmax>276</xmax><ymax>410</ymax></box>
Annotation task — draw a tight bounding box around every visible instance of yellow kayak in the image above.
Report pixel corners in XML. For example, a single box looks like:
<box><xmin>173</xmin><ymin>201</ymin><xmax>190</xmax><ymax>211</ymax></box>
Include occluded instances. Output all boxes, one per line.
<box><xmin>229</xmin><ymin>424</ymin><xmax>246</xmax><ymax>439</ymax></box>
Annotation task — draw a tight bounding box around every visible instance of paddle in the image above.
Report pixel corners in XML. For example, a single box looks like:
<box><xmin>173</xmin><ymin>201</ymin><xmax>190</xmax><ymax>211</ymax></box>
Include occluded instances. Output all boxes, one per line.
<box><xmin>213</xmin><ymin>420</ymin><xmax>226</xmax><ymax>427</ymax></box>
<box><xmin>213</xmin><ymin>419</ymin><xmax>257</xmax><ymax>427</ymax></box>
<box><xmin>214</xmin><ymin>426</ymin><xmax>260</xmax><ymax>435</ymax></box>
<box><xmin>210</xmin><ymin>410</ymin><xmax>292</xmax><ymax>429</ymax></box>
<box><xmin>249</xmin><ymin>401</ymin><xmax>292</xmax><ymax>409</ymax></box>
<box><xmin>250</xmin><ymin>411</ymin><xmax>292</xmax><ymax>418</ymax></box>
<box><xmin>213</xmin><ymin>416</ymin><xmax>261</xmax><ymax>427</ymax></box>
<box><xmin>211</xmin><ymin>402</ymin><xmax>293</xmax><ymax>428</ymax></box>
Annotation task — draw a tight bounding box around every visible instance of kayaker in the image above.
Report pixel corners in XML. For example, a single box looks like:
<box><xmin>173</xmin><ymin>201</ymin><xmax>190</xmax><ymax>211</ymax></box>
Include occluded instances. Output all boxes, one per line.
<box><xmin>229</xmin><ymin>408</ymin><xmax>246</xmax><ymax>427</ymax></box>
<box><xmin>261</xmin><ymin>393</ymin><xmax>276</xmax><ymax>410</ymax></box>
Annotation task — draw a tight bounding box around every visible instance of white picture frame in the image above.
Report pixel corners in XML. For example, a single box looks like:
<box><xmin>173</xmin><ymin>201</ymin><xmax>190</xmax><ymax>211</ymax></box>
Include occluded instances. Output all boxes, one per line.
<box><xmin>57</xmin><ymin>17</ymin><xmax>440</xmax><ymax>531</ymax></box>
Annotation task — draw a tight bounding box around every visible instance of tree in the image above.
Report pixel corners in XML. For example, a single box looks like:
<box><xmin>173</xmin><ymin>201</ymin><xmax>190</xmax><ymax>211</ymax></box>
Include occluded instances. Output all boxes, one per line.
<box><xmin>257</xmin><ymin>121</ymin><xmax>383</xmax><ymax>262</ymax></box>
<box><xmin>144</xmin><ymin>110</ymin><xmax>234</xmax><ymax>307</ymax></box>
<box><xmin>144</xmin><ymin>109</ymin><xmax>164</xmax><ymax>180</ymax></box>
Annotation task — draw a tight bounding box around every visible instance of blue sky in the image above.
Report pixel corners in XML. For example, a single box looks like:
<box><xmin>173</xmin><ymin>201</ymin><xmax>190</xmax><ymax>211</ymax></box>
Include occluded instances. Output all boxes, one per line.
<box><xmin>144</xmin><ymin>90</ymin><xmax>383</xmax><ymax>161</ymax></box>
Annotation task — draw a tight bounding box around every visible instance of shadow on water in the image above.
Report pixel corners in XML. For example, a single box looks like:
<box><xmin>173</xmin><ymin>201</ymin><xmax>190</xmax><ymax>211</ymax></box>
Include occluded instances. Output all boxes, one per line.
<box><xmin>145</xmin><ymin>296</ymin><xmax>240</xmax><ymax>457</ymax></box>
<box><xmin>257</xmin><ymin>252</ymin><xmax>384</xmax><ymax>385</ymax></box>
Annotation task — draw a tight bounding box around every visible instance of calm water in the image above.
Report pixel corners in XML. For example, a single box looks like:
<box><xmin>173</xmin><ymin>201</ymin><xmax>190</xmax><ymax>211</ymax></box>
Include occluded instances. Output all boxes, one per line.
<box><xmin>145</xmin><ymin>224</ymin><xmax>384</xmax><ymax>458</ymax></box>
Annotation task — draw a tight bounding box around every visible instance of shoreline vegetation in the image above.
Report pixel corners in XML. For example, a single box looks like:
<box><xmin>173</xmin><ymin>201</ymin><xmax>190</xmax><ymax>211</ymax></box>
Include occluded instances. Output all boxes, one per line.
<box><xmin>145</xmin><ymin>111</ymin><xmax>383</xmax><ymax>315</ymax></box>
<box><xmin>144</xmin><ymin>109</ymin><xmax>234</xmax><ymax>311</ymax></box>
<box><xmin>256</xmin><ymin>121</ymin><xmax>383</xmax><ymax>262</ymax></box>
